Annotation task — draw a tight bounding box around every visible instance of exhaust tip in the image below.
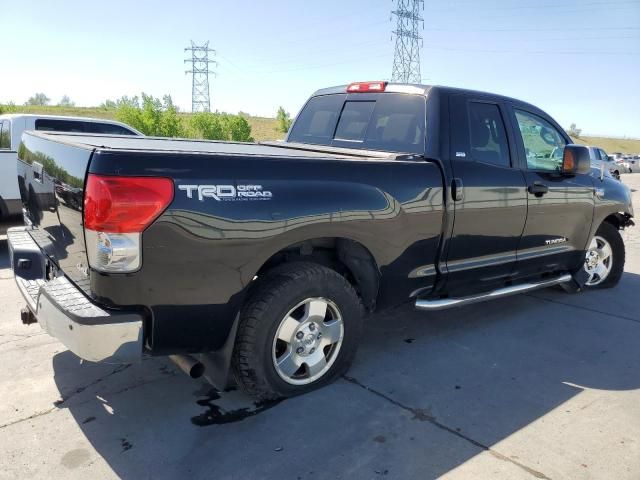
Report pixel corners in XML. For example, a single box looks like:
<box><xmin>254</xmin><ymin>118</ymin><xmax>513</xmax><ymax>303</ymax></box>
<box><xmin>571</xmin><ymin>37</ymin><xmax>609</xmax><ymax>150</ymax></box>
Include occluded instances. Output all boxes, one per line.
<box><xmin>189</xmin><ymin>362</ymin><xmax>205</xmax><ymax>379</ymax></box>
<box><xmin>169</xmin><ymin>355</ymin><xmax>205</xmax><ymax>379</ymax></box>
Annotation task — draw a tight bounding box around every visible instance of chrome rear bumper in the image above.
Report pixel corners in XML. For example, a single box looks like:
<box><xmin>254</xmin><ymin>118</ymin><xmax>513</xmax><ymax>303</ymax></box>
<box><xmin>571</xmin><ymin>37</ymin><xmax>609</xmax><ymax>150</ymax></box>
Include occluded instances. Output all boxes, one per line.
<box><xmin>8</xmin><ymin>227</ymin><xmax>143</xmax><ymax>363</ymax></box>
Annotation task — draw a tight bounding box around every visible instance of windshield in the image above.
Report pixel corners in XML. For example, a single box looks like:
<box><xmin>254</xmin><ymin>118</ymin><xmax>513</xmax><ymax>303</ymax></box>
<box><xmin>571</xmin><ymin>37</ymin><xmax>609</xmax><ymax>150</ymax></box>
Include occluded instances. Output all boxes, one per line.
<box><xmin>287</xmin><ymin>93</ymin><xmax>426</xmax><ymax>154</ymax></box>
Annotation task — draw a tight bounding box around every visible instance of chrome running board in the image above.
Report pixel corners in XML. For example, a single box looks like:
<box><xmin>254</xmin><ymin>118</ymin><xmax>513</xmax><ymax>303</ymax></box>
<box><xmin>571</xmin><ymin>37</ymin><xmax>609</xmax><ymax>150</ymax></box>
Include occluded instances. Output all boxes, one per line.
<box><xmin>415</xmin><ymin>274</ymin><xmax>572</xmax><ymax>311</ymax></box>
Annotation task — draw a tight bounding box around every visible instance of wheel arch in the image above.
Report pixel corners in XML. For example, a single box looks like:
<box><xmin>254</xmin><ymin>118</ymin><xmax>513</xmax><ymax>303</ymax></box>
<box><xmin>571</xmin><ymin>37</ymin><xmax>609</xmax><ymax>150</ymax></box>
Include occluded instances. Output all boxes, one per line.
<box><xmin>255</xmin><ymin>237</ymin><xmax>381</xmax><ymax>312</ymax></box>
<box><xmin>603</xmin><ymin>212</ymin><xmax>634</xmax><ymax>230</ymax></box>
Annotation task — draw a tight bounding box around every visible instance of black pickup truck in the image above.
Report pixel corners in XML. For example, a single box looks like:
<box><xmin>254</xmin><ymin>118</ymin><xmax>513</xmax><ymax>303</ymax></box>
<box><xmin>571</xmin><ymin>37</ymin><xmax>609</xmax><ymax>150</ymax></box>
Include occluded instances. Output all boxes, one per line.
<box><xmin>8</xmin><ymin>82</ymin><xmax>634</xmax><ymax>400</ymax></box>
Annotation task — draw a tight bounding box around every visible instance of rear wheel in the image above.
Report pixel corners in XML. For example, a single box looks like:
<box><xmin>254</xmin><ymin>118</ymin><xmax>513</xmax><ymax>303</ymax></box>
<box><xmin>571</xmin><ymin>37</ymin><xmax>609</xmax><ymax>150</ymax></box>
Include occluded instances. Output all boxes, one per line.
<box><xmin>582</xmin><ymin>222</ymin><xmax>625</xmax><ymax>289</ymax></box>
<box><xmin>232</xmin><ymin>262</ymin><xmax>364</xmax><ymax>400</ymax></box>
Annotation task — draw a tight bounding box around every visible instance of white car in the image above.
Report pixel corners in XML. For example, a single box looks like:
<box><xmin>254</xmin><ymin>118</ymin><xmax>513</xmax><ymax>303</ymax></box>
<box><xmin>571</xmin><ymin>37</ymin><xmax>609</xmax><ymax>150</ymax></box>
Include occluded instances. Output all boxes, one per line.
<box><xmin>0</xmin><ymin>114</ymin><xmax>141</xmax><ymax>227</ymax></box>
<box><xmin>586</xmin><ymin>146</ymin><xmax>622</xmax><ymax>180</ymax></box>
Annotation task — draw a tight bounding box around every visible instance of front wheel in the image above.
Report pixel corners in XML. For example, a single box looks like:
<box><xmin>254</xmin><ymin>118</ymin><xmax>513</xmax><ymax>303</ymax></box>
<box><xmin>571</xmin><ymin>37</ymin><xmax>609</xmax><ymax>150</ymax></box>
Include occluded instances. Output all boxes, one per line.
<box><xmin>232</xmin><ymin>262</ymin><xmax>364</xmax><ymax>400</ymax></box>
<box><xmin>583</xmin><ymin>222</ymin><xmax>625</xmax><ymax>289</ymax></box>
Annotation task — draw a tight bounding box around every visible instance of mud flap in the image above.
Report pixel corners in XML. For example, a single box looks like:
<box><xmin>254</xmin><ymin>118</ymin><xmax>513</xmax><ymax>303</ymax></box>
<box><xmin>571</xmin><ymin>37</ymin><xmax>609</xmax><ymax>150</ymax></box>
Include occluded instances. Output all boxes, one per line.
<box><xmin>559</xmin><ymin>267</ymin><xmax>590</xmax><ymax>293</ymax></box>
<box><xmin>196</xmin><ymin>312</ymin><xmax>240</xmax><ymax>390</ymax></box>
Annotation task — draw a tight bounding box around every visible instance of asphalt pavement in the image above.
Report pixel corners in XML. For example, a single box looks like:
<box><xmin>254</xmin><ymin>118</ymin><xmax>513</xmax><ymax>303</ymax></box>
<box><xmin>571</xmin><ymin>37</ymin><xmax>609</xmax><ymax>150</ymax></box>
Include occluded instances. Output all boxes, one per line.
<box><xmin>0</xmin><ymin>175</ymin><xmax>639</xmax><ymax>480</ymax></box>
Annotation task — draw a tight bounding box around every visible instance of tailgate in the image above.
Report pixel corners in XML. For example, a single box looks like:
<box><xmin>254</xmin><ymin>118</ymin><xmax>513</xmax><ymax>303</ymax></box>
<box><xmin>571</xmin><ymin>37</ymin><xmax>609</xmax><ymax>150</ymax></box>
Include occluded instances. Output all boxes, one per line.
<box><xmin>18</xmin><ymin>132</ymin><xmax>93</xmax><ymax>292</ymax></box>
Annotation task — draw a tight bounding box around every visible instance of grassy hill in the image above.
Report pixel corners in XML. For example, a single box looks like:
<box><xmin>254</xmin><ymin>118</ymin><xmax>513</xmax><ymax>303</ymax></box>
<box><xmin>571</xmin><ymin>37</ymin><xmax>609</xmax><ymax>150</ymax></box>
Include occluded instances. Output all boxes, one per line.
<box><xmin>4</xmin><ymin>105</ymin><xmax>639</xmax><ymax>152</ymax></box>
<box><xmin>571</xmin><ymin>135</ymin><xmax>640</xmax><ymax>154</ymax></box>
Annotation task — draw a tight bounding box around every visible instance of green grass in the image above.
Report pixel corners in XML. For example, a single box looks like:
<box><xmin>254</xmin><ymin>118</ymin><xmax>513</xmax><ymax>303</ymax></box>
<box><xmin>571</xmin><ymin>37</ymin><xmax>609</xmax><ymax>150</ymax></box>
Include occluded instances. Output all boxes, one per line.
<box><xmin>4</xmin><ymin>105</ymin><xmax>639</xmax><ymax>152</ymax></box>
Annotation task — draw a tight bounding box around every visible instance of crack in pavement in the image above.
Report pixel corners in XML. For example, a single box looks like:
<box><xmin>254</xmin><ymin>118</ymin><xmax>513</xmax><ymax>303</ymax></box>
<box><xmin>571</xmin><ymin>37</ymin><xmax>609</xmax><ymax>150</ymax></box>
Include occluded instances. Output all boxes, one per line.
<box><xmin>54</xmin><ymin>364</ymin><xmax>133</xmax><ymax>407</ymax></box>
<box><xmin>0</xmin><ymin>368</ymin><xmax>177</xmax><ymax>430</ymax></box>
<box><xmin>343</xmin><ymin>375</ymin><xmax>551</xmax><ymax>480</ymax></box>
<box><xmin>0</xmin><ymin>332</ymin><xmax>47</xmax><ymax>347</ymax></box>
<box><xmin>0</xmin><ymin>407</ymin><xmax>58</xmax><ymax>430</ymax></box>
<box><xmin>525</xmin><ymin>294</ymin><xmax>640</xmax><ymax>325</ymax></box>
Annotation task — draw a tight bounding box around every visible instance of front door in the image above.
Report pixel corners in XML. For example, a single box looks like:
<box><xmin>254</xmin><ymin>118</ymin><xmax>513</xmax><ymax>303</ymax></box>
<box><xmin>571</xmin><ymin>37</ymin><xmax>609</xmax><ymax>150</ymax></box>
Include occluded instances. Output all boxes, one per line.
<box><xmin>510</xmin><ymin>107</ymin><xmax>595</xmax><ymax>278</ymax></box>
<box><xmin>444</xmin><ymin>95</ymin><xmax>528</xmax><ymax>296</ymax></box>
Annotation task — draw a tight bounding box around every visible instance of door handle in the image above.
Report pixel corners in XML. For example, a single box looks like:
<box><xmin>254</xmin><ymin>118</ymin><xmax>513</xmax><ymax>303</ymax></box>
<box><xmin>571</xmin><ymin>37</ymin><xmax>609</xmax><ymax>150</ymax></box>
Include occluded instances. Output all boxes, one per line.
<box><xmin>528</xmin><ymin>182</ymin><xmax>549</xmax><ymax>197</ymax></box>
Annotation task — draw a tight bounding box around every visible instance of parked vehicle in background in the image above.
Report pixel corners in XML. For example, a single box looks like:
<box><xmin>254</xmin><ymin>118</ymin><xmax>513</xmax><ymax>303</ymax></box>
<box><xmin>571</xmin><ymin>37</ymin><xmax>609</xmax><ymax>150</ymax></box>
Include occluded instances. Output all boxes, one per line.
<box><xmin>609</xmin><ymin>153</ymin><xmax>632</xmax><ymax>174</ymax></box>
<box><xmin>589</xmin><ymin>146</ymin><xmax>621</xmax><ymax>180</ymax></box>
<box><xmin>7</xmin><ymin>82</ymin><xmax>635</xmax><ymax>400</ymax></box>
<box><xmin>0</xmin><ymin>114</ymin><xmax>141</xmax><ymax>229</ymax></box>
<box><xmin>623</xmin><ymin>155</ymin><xmax>637</xmax><ymax>170</ymax></box>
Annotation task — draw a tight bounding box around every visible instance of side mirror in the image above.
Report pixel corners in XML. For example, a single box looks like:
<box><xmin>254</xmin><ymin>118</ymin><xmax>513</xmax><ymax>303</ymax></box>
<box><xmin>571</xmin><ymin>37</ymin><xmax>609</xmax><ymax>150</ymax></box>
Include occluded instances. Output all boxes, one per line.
<box><xmin>561</xmin><ymin>144</ymin><xmax>591</xmax><ymax>175</ymax></box>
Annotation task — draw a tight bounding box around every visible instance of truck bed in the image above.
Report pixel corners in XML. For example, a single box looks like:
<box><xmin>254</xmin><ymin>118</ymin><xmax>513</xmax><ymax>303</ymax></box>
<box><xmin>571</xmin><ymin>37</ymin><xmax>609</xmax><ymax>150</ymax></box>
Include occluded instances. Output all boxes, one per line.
<box><xmin>26</xmin><ymin>132</ymin><xmax>405</xmax><ymax>161</ymax></box>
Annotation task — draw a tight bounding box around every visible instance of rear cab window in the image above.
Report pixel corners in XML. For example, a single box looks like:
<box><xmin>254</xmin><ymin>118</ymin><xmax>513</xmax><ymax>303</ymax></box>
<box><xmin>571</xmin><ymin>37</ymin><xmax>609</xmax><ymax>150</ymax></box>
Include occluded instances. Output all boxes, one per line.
<box><xmin>288</xmin><ymin>93</ymin><xmax>426</xmax><ymax>154</ymax></box>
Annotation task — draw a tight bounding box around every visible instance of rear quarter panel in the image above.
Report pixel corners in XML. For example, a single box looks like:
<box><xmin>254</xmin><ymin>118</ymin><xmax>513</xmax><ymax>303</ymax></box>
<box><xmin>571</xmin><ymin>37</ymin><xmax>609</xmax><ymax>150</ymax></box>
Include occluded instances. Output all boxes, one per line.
<box><xmin>88</xmin><ymin>151</ymin><xmax>445</xmax><ymax>354</ymax></box>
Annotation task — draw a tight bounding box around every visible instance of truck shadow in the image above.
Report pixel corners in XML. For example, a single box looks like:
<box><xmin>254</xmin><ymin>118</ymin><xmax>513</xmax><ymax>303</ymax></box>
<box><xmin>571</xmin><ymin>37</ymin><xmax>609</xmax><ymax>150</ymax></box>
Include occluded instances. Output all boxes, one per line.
<box><xmin>51</xmin><ymin>273</ymin><xmax>640</xmax><ymax>479</ymax></box>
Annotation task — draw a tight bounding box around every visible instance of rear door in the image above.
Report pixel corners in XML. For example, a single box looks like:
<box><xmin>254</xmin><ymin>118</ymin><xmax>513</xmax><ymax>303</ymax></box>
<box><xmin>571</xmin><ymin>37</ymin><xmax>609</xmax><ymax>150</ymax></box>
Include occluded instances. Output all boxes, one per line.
<box><xmin>509</xmin><ymin>107</ymin><xmax>594</xmax><ymax>278</ymax></box>
<box><xmin>444</xmin><ymin>94</ymin><xmax>527</xmax><ymax>295</ymax></box>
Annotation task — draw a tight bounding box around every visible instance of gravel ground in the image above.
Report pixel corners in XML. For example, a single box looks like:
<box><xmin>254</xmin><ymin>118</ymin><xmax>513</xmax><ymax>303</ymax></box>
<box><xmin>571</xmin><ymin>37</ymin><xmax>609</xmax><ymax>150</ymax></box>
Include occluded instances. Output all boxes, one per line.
<box><xmin>0</xmin><ymin>174</ymin><xmax>639</xmax><ymax>480</ymax></box>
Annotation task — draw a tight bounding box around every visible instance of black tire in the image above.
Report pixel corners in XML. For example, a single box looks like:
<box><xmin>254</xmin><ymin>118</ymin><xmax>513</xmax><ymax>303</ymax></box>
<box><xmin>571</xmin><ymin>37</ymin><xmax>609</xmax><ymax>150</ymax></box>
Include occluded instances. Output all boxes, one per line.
<box><xmin>583</xmin><ymin>221</ymin><xmax>625</xmax><ymax>290</ymax></box>
<box><xmin>613</xmin><ymin>170</ymin><xmax>620</xmax><ymax>180</ymax></box>
<box><xmin>232</xmin><ymin>262</ymin><xmax>364</xmax><ymax>400</ymax></box>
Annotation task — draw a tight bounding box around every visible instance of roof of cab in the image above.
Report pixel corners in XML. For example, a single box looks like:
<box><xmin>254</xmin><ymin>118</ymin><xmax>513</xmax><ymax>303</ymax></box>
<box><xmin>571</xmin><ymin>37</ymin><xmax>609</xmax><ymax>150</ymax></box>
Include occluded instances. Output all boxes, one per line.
<box><xmin>310</xmin><ymin>82</ymin><xmax>544</xmax><ymax>113</ymax></box>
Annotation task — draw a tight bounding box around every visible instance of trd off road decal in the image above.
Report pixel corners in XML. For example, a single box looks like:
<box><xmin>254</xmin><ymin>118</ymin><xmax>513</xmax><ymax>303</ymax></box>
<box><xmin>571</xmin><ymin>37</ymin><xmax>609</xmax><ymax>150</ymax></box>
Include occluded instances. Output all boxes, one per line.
<box><xmin>178</xmin><ymin>184</ymin><xmax>273</xmax><ymax>201</ymax></box>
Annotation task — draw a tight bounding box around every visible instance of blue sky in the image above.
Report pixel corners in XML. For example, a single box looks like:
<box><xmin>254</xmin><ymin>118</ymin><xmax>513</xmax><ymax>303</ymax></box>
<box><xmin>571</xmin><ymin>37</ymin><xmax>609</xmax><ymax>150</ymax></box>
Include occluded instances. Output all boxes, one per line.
<box><xmin>1</xmin><ymin>0</ymin><xmax>638</xmax><ymax>136</ymax></box>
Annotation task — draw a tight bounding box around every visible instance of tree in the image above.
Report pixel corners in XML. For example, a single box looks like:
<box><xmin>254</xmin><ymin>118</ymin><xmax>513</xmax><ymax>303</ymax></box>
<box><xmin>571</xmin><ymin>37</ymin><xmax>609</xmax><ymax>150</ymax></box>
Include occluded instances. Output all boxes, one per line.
<box><xmin>568</xmin><ymin>123</ymin><xmax>582</xmax><ymax>138</ymax></box>
<box><xmin>0</xmin><ymin>102</ymin><xmax>17</xmax><ymax>115</ymax></box>
<box><xmin>190</xmin><ymin>112</ymin><xmax>225</xmax><ymax>140</ymax></box>
<box><xmin>189</xmin><ymin>112</ymin><xmax>253</xmax><ymax>142</ymax></box>
<box><xmin>114</xmin><ymin>93</ymin><xmax>184</xmax><ymax>137</ymax></box>
<box><xmin>58</xmin><ymin>95</ymin><xmax>75</xmax><ymax>107</ymax></box>
<box><xmin>220</xmin><ymin>113</ymin><xmax>253</xmax><ymax>142</ymax></box>
<box><xmin>100</xmin><ymin>99</ymin><xmax>117</xmax><ymax>110</ymax></box>
<box><xmin>276</xmin><ymin>106</ymin><xmax>292</xmax><ymax>134</ymax></box>
<box><xmin>25</xmin><ymin>93</ymin><xmax>50</xmax><ymax>106</ymax></box>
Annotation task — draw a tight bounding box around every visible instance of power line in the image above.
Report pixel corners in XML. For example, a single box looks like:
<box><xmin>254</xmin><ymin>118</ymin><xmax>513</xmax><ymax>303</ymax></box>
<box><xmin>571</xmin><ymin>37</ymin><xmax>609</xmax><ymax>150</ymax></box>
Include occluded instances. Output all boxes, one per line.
<box><xmin>391</xmin><ymin>0</ymin><xmax>424</xmax><ymax>83</ymax></box>
<box><xmin>184</xmin><ymin>40</ymin><xmax>217</xmax><ymax>113</ymax></box>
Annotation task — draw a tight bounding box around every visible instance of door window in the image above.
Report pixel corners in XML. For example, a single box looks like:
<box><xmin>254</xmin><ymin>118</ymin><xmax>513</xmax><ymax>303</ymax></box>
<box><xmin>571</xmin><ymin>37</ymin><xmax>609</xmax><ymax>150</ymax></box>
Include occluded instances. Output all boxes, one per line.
<box><xmin>468</xmin><ymin>102</ymin><xmax>510</xmax><ymax>167</ymax></box>
<box><xmin>598</xmin><ymin>149</ymin><xmax>609</xmax><ymax>161</ymax></box>
<box><xmin>0</xmin><ymin>120</ymin><xmax>10</xmax><ymax>149</ymax></box>
<box><xmin>514</xmin><ymin>109</ymin><xmax>567</xmax><ymax>172</ymax></box>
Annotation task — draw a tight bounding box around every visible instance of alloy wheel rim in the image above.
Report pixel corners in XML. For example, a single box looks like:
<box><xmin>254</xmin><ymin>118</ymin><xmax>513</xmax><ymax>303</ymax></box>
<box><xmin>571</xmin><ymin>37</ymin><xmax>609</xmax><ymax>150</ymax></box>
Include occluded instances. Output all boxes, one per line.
<box><xmin>584</xmin><ymin>235</ymin><xmax>613</xmax><ymax>286</ymax></box>
<box><xmin>272</xmin><ymin>297</ymin><xmax>344</xmax><ymax>385</ymax></box>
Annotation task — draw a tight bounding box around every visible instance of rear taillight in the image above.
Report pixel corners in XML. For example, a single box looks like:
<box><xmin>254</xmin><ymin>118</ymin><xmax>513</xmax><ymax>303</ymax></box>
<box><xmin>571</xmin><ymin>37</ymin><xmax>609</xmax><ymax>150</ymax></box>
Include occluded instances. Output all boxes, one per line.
<box><xmin>84</xmin><ymin>174</ymin><xmax>174</xmax><ymax>273</ymax></box>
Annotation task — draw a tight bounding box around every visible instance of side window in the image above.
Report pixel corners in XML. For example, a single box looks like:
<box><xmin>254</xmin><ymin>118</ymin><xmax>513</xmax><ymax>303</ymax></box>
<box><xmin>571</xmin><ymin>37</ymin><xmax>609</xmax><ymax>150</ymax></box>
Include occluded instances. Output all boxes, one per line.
<box><xmin>35</xmin><ymin>119</ymin><xmax>85</xmax><ymax>132</ymax></box>
<box><xmin>0</xmin><ymin>120</ymin><xmax>10</xmax><ymax>149</ymax></box>
<box><xmin>83</xmin><ymin>122</ymin><xmax>137</xmax><ymax>135</ymax></box>
<box><xmin>468</xmin><ymin>102</ymin><xmax>510</xmax><ymax>167</ymax></box>
<box><xmin>599</xmin><ymin>149</ymin><xmax>609</xmax><ymax>161</ymax></box>
<box><xmin>514</xmin><ymin>109</ymin><xmax>567</xmax><ymax>172</ymax></box>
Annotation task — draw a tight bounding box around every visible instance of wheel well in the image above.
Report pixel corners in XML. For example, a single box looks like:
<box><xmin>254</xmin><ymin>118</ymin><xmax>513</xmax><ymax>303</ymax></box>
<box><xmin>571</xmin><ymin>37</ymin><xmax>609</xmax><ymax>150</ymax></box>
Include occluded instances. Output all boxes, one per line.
<box><xmin>256</xmin><ymin>238</ymin><xmax>380</xmax><ymax>312</ymax></box>
<box><xmin>603</xmin><ymin>213</ymin><xmax>631</xmax><ymax>230</ymax></box>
